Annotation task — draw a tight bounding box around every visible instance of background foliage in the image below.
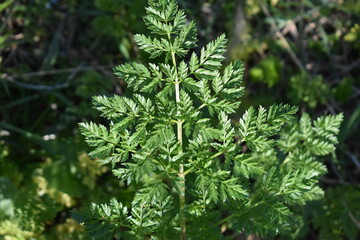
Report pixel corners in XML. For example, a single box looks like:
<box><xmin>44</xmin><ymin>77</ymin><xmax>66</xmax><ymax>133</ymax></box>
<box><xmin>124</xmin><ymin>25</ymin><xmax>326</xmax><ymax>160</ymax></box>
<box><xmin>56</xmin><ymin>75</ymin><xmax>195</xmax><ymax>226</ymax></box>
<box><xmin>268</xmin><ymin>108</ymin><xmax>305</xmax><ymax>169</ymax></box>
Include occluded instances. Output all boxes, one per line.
<box><xmin>0</xmin><ymin>0</ymin><xmax>359</xmax><ymax>239</ymax></box>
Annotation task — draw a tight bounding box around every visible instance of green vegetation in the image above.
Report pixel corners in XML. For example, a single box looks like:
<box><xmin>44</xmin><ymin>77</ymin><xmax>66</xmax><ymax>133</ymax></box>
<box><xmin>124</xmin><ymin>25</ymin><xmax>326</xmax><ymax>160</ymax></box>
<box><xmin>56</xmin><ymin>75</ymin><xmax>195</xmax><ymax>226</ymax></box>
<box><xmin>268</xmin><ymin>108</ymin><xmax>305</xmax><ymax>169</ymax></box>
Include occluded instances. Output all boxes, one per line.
<box><xmin>74</xmin><ymin>1</ymin><xmax>342</xmax><ymax>239</ymax></box>
<box><xmin>0</xmin><ymin>0</ymin><xmax>358</xmax><ymax>239</ymax></box>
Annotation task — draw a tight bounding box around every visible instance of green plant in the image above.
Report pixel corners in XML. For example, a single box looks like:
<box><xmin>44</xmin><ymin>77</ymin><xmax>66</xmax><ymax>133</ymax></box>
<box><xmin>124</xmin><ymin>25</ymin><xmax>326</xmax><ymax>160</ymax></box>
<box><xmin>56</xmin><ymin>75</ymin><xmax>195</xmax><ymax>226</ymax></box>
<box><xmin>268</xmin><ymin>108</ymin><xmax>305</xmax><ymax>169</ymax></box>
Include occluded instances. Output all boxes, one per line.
<box><xmin>73</xmin><ymin>0</ymin><xmax>343</xmax><ymax>239</ymax></box>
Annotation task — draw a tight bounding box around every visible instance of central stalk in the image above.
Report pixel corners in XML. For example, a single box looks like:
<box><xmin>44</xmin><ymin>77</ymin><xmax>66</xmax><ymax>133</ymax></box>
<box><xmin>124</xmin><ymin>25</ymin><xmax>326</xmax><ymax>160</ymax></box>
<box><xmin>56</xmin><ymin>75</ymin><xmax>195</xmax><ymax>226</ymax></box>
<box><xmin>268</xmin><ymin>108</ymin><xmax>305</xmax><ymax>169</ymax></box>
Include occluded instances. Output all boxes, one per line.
<box><xmin>171</xmin><ymin>48</ymin><xmax>186</xmax><ymax>239</ymax></box>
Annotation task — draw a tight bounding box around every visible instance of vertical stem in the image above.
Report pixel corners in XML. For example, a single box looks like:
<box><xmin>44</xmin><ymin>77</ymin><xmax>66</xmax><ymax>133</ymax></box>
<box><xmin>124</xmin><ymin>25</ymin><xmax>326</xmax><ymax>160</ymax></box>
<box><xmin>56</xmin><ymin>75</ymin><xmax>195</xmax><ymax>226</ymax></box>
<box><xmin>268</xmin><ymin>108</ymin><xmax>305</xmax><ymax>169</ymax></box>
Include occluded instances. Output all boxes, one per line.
<box><xmin>179</xmin><ymin>151</ymin><xmax>186</xmax><ymax>240</ymax></box>
<box><xmin>171</xmin><ymin>49</ymin><xmax>186</xmax><ymax>239</ymax></box>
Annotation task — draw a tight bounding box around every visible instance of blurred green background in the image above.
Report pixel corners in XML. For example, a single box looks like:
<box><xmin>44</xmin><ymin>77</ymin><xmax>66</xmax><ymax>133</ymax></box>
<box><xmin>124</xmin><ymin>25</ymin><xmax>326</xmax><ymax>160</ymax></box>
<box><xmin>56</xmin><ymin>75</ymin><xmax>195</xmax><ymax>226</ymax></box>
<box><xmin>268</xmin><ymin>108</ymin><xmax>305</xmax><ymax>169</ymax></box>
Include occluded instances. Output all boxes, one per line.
<box><xmin>0</xmin><ymin>0</ymin><xmax>359</xmax><ymax>239</ymax></box>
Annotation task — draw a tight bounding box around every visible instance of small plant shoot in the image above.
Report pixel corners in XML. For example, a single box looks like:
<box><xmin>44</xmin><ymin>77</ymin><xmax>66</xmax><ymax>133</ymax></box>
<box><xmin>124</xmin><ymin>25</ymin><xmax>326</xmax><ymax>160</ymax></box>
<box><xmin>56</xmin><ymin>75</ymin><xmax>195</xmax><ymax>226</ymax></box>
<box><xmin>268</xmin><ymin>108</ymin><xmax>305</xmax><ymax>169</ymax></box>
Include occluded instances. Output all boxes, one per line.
<box><xmin>73</xmin><ymin>0</ymin><xmax>343</xmax><ymax>239</ymax></box>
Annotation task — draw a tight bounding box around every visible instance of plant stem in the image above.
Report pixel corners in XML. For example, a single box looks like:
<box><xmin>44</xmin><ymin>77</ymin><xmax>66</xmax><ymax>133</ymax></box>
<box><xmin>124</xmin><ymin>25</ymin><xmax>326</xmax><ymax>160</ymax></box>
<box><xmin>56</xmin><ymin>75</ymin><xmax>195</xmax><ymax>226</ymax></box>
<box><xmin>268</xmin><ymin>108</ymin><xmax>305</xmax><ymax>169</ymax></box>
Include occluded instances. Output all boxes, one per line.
<box><xmin>171</xmin><ymin>49</ymin><xmax>186</xmax><ymax>240</ymax></box>
<box><xmin>216</xmin><ymin>213</ymin><xmax>236</xmax><ymax>226</ymax></box>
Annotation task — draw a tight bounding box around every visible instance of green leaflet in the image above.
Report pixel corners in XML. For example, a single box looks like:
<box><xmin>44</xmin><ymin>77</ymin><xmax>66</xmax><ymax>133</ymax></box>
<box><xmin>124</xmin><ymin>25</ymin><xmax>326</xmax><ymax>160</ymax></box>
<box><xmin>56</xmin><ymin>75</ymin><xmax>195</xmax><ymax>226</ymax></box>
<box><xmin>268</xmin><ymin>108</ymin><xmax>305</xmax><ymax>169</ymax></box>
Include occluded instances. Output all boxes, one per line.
<box><xmin>238</xmin><ymin>104</ymin><xmax>298</xmax><ymax>151</ymax></box>
<box><xmin>76</xmin><ymin>0</ymin><xmax>343</xmax><ymax>239</ymax></box>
